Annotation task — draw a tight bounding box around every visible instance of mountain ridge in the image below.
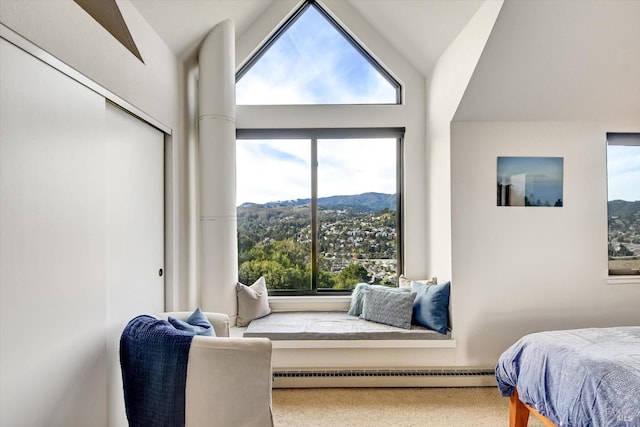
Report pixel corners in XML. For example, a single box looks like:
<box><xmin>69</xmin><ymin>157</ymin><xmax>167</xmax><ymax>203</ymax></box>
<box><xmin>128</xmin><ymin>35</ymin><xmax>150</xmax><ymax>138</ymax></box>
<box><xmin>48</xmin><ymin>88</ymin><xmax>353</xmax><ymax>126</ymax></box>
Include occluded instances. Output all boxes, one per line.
<box><xmin>608</xmin><ymin>200</ymin><xmax>640</xmax><ymax>216</ymax></box>
<box><xmin>239</xmin><ymin>192</ymin><xmax>396</xmax><ymax>212</ymax></box>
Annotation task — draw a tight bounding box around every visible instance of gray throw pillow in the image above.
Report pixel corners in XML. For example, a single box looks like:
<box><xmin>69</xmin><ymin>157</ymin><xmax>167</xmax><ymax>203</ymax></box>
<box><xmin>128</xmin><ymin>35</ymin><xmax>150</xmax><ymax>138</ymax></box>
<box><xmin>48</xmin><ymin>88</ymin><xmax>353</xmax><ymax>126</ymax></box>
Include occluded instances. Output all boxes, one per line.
<box><xmin>348</xmin><ymin>283</ymin><xmax>410</xmax><ymax>317</ymax></box>
<box><xmin>236</xmin><ymin>276</ymin><xmax>272</xmax><ymax>327</ymax></box>
<box><xmin>360</xmin><ymin>286</ymin><xmax>416</xmax><ymax>329</ymax></box>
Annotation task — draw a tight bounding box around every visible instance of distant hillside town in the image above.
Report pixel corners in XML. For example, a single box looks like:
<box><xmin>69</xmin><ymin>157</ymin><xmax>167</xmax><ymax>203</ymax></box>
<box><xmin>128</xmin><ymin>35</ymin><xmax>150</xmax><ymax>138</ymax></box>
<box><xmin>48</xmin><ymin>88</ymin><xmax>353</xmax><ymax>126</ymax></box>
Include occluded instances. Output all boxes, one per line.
<box><xmin>607</xmin><ymin>200</ymin><xmax>640</xmax><ymax>273</ymax></box>
<box><xmin>237</xmin><ymin>192</ymin><xmax>398</xmax><ymax>289</ymax></box>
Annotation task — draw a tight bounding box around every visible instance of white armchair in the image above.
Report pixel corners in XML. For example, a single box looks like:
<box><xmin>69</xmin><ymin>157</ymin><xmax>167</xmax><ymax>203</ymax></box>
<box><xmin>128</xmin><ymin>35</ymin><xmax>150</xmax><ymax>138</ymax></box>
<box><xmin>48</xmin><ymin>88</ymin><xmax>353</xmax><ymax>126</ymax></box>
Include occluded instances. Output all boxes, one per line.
<box><xmin>154</xmin><ymin>311</ymin><xmax>274</xmax><ymax>427</ymax></box>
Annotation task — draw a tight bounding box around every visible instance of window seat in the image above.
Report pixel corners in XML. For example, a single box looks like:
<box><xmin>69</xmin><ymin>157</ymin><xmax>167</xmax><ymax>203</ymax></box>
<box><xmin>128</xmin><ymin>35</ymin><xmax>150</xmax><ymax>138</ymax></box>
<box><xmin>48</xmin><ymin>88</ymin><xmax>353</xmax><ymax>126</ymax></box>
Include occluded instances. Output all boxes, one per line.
<box><xmin>236</xmin><ymin>312</ymin><xmax>457</xmax><ymax>375</ymax></box>
<box><xmin>243</xmin><ymin>311</ymin><xmax>451</xmax><ymax>342</ymax></box>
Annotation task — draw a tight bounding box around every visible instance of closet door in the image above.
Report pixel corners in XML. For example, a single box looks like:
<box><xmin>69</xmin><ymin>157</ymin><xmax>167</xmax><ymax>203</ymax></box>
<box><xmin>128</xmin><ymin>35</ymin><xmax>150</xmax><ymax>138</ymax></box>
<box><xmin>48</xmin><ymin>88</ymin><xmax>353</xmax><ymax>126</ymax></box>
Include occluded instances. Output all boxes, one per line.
<box><xmin>105</xmin><ymin>101</ymin><xmax>164</xmax><ymax>427</ymax></box>
<box><xmin>106</xmin><ymin>102</ymin><xmax>164</xmax><ymax>316</ymax></box>
<box><xmin>0</xmin><ymin>38</ymin><xmax>108</xmax><ymax>427</ymax></box>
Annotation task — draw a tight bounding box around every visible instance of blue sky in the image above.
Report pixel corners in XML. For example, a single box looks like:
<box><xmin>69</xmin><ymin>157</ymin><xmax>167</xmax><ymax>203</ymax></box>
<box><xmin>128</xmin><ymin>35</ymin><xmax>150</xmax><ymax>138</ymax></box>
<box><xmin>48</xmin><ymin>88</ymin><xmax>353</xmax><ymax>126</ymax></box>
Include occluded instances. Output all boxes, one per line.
<box><xmin>236</xmin><ymin>4</ymin><xmax>396</xmax><ymax>105</ymax></box>
<box><xmin>607</xmin><ymin>145</ymin><xmax>640</xmax><ymax>202</ymax></box>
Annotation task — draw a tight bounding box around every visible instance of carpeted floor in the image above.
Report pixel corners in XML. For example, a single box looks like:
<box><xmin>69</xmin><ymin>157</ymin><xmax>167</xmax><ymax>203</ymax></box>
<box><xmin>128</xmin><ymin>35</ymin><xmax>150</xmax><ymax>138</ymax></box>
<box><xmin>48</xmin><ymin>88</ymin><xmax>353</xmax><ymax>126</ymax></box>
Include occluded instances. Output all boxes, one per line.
<box><xmin>272</xmin><ymin>387</ymin><xmax>546</xmax><ymax>426</ymax></box>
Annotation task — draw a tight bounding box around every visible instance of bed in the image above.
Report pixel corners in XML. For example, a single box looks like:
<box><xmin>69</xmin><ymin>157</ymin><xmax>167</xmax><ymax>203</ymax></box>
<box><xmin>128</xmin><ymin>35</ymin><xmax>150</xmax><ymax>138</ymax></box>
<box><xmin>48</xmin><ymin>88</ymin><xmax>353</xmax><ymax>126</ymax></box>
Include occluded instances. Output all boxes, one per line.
<box><xmin>495</xmin><ymin>326</ymin><xmax>640</xmax><ymax>427</ymax></box>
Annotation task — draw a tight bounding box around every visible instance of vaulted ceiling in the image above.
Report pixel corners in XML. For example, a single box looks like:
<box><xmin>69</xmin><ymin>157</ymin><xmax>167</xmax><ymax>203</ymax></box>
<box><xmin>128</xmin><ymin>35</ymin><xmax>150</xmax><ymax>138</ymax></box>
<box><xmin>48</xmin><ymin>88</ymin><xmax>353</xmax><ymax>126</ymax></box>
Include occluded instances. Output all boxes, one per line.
<box><xmin>129</xmin><ymin>0</ymin><xmax>640</xmax><ymax>122</ymax></box>
<box><xmin>130</xmin><ymin>0</ymin><xmax>273</xmax><ymax>57</ymax></box>
<box><xmin>129</xmin><ymin>0</ymin><xmax>484</xmax><ymax>76</ymax></box>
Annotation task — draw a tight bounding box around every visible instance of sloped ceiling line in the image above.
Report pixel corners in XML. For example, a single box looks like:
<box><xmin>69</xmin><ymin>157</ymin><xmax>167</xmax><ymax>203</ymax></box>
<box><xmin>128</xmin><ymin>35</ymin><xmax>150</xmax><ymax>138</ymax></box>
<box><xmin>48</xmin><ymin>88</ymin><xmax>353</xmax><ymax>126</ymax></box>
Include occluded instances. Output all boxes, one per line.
<box><xmin>73</xmin><ymin>0</ymin><xmax>144</xmax><ymax>63</ymax></box>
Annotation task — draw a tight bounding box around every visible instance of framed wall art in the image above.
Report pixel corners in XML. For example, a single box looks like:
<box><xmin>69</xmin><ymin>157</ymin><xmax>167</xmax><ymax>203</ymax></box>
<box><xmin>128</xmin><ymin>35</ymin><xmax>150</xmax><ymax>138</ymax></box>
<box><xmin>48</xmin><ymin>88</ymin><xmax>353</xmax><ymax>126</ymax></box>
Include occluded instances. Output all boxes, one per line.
<box><xmin>497</xmin><ymin>157</ymin><xmax>564</xmax><ymax>207</ymax></box>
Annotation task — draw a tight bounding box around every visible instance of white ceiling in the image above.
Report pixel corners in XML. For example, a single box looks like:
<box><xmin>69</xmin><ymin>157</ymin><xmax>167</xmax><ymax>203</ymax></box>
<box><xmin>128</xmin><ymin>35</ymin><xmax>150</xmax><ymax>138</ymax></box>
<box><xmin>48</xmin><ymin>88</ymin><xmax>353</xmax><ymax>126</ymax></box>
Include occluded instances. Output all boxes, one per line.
<box><xmin>129</xmin><ymin>0</ymin><xmax>275</xmax><ymax>57</ymax></box>
<box><xmin>454</xmin><ymin>0</ymin><xmax>640</xmax><ymax>121</ymax></box>
<box><xmin>349</xmin><ymin>0</ymin><xmax>483</xmax><ymax>76</ymax></box>
<box><xmin>129</xmin><ymin>0</ymin><xmax>484</xmax><ymax>75</ymax></box>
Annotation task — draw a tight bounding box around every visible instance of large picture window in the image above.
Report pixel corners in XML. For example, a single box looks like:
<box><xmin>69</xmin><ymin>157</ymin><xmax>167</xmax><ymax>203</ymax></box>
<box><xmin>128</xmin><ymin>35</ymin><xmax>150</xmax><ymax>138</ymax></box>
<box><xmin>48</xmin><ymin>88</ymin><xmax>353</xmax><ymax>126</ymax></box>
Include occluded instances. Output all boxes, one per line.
<box><xmin>236</xmin><ymin>129</ymin><xmax>403</xmax><ymax>294</ymax></box>
<box><xmin>606</xmin><ymin>132</ymin><xmax>640</xmax><ymax>276</ymax></box>
<box><xmin>235</xmin><ymin>1</ymin><xmax>405</xmax><ymax>294</ymax></box>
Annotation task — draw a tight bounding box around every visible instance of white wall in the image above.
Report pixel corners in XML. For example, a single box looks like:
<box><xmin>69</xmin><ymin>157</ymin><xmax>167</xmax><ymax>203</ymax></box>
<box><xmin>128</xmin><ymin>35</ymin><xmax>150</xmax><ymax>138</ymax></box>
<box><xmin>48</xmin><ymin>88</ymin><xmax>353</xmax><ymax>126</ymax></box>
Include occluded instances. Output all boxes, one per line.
<box><xmin>450</xmin><ymin>121</ymin><xmax>640</xmax><ymax>366</ymax></box>
<box><xmin>454</xmin><ymin>0</ymin><xmax>640</xmax><ymax>123</ymax></box>
<box><xmin>425</xmin><ymin>0</ymin><xmax>503</xmax><ymax>281</ymax></box>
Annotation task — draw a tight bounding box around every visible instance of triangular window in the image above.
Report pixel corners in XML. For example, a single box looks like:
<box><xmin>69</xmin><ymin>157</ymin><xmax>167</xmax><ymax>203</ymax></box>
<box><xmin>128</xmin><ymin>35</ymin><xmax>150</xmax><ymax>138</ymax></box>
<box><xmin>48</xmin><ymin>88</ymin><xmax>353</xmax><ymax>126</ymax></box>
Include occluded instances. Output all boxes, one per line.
<box><xmin>236</xmin><ymin>1</ymin><xmax>401</xmax><ymax>105</ymax></box>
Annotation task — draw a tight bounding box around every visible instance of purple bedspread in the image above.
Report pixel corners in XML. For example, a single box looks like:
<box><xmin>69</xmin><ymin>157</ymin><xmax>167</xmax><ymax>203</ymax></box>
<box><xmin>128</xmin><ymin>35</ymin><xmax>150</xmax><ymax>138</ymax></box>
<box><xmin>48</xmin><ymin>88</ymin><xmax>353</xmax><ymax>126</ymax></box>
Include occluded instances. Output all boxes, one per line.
<box><xmin>496</xmin><ymin>327</ymin><xmax>640</xmax><ymax>427</ymax></box>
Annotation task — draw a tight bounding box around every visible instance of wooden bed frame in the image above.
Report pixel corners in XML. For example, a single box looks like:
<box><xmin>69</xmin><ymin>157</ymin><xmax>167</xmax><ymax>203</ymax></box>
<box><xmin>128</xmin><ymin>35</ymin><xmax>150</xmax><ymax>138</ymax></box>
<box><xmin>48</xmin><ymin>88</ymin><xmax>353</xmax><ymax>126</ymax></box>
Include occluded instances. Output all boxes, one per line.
<box><xmin>510</xmin><ymin>389</ymin><xmax>557</xmax><ymax>427</ymax></box>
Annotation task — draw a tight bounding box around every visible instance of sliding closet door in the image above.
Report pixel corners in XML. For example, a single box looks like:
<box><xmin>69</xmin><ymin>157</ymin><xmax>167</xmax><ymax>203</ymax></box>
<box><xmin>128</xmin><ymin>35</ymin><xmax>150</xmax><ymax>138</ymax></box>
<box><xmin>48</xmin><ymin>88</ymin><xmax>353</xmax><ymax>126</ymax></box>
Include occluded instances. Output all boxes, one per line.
<box><xmin>105</xmin><ymin>101</ymin><xmax>165</xmax><ymax>427</ymax></box>
<box><xmin>0</xmin><ymin>38</ymin><xmax>108</xmax><ymax>427</ymax></box>
<box><xmin>105</xmin><ymin>102</ymin><xmax>164</xmax><ymax>316</ymax></box>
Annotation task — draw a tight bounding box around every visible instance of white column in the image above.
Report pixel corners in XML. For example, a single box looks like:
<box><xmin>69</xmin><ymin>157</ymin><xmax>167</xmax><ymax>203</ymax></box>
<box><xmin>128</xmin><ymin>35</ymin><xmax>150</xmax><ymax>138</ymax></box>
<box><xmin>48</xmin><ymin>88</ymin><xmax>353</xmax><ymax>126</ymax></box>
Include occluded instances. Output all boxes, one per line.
<box><xmin>198</xmin><ymin>19</ymin><xmax>237</xmax><ymax>319</ymax></box>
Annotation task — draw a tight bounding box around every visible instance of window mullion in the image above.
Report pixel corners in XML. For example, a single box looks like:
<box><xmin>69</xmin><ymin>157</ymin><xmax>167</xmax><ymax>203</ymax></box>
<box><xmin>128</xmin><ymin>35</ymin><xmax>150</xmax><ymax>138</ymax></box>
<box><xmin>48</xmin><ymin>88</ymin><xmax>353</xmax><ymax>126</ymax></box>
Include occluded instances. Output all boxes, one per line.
<box><xmin>311</xmin><ymin>138</ymin><xmax>318</xmax><ymax>291</ymax></box>
<box><xmin>396</xmin><ymin>136</ymin><xmax>404</xmax><ymax>276</ymax></box>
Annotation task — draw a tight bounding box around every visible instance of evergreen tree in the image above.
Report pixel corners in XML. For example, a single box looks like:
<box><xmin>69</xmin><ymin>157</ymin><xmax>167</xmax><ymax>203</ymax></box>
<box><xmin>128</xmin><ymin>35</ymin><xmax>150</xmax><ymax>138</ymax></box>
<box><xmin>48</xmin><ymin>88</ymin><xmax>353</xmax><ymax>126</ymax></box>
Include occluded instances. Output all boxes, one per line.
<box><xmin>333</xmin><ymin>264</ymin><xmax>369</xmax><ymax>290</ymax></box>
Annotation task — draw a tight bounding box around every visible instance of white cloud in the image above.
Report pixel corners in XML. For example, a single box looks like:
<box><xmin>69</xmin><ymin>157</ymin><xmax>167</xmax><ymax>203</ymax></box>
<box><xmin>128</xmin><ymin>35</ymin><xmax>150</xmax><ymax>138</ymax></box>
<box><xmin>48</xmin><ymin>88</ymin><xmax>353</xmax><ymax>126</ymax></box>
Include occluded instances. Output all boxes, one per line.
<box><xmin>236</xmin><ymin>5</ymin><xmax>396</xmax><ymax>105</ymax></box>
<box><xmin>608</xmin><ymin>146</ymin><xmax>640</xmax><ymax>201</ymax></box>
<box><xmin>236</xmin><ymin>140</ymin><xmax>311</xmax><ymax>205</ymax></box>
<box><xmin>318</xmin><ymin>139</ymin><xmax>396</xmax><ymax>197</ymax></box>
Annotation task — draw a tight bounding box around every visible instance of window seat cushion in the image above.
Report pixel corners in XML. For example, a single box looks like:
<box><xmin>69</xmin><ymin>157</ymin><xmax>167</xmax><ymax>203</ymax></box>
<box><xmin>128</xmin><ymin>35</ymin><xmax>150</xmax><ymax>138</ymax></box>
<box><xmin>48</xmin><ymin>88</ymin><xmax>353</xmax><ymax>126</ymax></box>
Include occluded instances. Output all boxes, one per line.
<box><xmin>243</xmin><ymin>311</ymin><xmax>451</xmax><ymax>340</ymax></box>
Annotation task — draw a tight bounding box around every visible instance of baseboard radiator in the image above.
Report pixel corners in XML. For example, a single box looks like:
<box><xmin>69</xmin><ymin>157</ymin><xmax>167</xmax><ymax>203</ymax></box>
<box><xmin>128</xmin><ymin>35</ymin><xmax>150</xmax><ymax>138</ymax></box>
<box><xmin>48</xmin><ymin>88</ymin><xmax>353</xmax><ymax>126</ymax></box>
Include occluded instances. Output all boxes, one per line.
<box><xmin>272</xmin><ymin>368</ymin><xmax>496</xmax><ymax>388</ymax></box>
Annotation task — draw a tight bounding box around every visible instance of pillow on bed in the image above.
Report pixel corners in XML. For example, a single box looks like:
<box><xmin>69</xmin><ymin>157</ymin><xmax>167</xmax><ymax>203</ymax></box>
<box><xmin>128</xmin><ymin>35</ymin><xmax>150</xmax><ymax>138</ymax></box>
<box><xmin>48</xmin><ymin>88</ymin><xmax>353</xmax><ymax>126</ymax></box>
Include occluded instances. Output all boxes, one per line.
<box><xmin>236</xmin><ymin>276</ymin><xmax>272</xmax><ymax>327</ymax></box>
<box><xmin>168</xmin><ymin>307</ymin><xmax>216</xmax><ymax>336</ymax></box>
<box><xmin>411</xmin><ymin>281</ymin><xmax>450</xmax><ymax>334</ymax></box>
<box><xmin>348</xmin><ymin>283</ymin><xmax>410</xmax><ymax>317</ymax></box>
<box><xmin>360</xmin><ymin>286</ymin><xmax>416</xmax><ymax>329</ymax></box>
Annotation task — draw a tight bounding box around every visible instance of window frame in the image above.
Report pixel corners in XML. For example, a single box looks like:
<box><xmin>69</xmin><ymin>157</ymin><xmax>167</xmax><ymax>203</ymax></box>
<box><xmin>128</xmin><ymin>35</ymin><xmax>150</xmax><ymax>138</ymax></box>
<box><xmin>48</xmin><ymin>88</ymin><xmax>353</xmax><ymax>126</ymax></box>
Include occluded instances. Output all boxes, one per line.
<box><xmin>235</xmin><ymin>0</ymin><xmax>402</xmax><ymax>105</ymax></box>
<box><xmin>606</xmin><ymin>132</ymin><xmax>640</xmax><ymax>279</ymax></box>
<box><xmin>236</xmin><ymin>127</ymin><xmax>405</xmax><ymax>295</ymax></box>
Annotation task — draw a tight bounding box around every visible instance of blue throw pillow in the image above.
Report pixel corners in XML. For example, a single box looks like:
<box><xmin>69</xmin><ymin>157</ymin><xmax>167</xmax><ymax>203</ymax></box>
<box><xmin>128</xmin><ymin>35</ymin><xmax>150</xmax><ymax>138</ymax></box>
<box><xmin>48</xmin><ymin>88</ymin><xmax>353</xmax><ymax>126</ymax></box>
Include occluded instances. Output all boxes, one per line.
<box><xmin>360</xmin><ymin>286</ymin><xmax>416</xmax><ymax>329</ymax></box>
<box><xmin>411</xmin><ymin>281</ymin><xmax>450</xmax><ymax>334</ymax></box>
<box><xmin>169</xmin><ymin>308</ymin><xmax>216</xmax><ymax>336</ymax></box>
<box><xmin>348</xmin><ymin>283</ymin><xmax>411</xmax><ymax>317</ymax></box>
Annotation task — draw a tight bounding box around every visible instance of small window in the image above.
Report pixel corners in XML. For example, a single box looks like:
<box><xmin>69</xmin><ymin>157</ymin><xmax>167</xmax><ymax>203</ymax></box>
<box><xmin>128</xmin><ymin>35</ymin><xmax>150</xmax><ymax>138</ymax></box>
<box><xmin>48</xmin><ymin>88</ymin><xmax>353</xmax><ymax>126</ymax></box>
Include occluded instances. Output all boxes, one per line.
<box><xmin>607</xmin><ymin>133</ymin><xmax>640</xmax><ymax>276</ymax></box>
<box><xmin>236</xmin><ymin>1</ymin><xmax>400</xmax><ymax>105</ymax></box>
